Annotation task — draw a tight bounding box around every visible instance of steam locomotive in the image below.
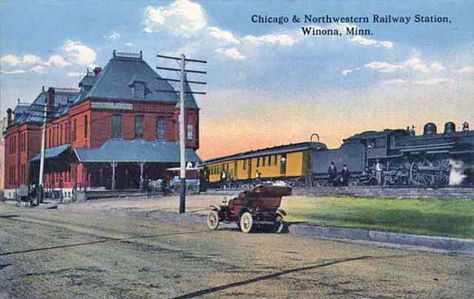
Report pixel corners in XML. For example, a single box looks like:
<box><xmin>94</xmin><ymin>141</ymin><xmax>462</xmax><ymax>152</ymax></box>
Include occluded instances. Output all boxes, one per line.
<box><xmin>311</xmin><ymin>121</ymin><xmax>474</xmax><ymax>186</ymax></box>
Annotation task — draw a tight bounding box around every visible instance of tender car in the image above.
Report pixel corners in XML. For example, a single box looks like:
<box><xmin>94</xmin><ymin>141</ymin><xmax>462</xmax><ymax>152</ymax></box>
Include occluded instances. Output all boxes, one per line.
<box><xmin>206</xmin><ymin>185</ymin><xmax>292</xmax><ymax>233</ymax></box>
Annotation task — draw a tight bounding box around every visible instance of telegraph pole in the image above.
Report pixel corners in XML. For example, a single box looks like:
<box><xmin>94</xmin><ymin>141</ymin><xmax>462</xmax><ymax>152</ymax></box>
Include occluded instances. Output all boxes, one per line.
<box><xmin>37</xmin><ymin>96</ymin><xmax>48</xmax><ymax>205</ymax></box>
<box><xmin>179</xmin><ymin>54</ymin><xmax>186</xmax><ymax>213</ymax></box>
<box><xmin>156</xmin><ymin>53</ymin><xmax>206</xmax><ymax>214</ymax></box>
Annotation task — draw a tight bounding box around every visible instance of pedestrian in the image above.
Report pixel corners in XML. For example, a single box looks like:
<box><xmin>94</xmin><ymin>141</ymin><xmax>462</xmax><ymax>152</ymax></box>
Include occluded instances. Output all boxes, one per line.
<box><xmin>341</xmin><ymin>164</ymin><xmax>350</xmax><ymax>186</ymax></box>
<box><xmin>221</xmin><ymin>170</ymin><xmax>226</xmax><ymax>189</ymax></box>
<box><xmin>328</xmin><ymin>162</ymin><xmax>337</xmax><ymax>186</ymax></box>
<box><xmin>255</xmin><ymin>170</ymin><xmax>261</xmax><ymax>185</ymax></box>
<box><xmin>59</xmin><ymin>177</ymin><xmax>64</xmax><ymax>203</ymax></box>
<box><xmin>375</xmin><ymin>160</ymin><xmax>384</xmax><ymax>185</ymax></box>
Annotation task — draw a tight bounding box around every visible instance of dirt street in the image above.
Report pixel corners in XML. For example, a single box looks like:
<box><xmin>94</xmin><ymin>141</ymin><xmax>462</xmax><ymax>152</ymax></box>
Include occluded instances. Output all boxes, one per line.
<box><xmin>1</xmin><ymin>197</ymin><xmax>473</xmax><ymax>298</ymax></box>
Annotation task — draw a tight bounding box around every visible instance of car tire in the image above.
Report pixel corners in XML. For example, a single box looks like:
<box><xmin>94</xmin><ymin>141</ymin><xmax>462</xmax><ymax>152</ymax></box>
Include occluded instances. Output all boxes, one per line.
<box><xmin>273</xmin><ymin>215</ymin><xmax>284</xmax><ymax>233</ymax></box>
<box><xmin>240</xmin><ymin>212</ymin><xmax>254</xmax><ymax>233</ymax></box>
<box><xmin>207</xmin><ymin>210</ymin><xmax>220</xmax><ymax>230</ymax></box>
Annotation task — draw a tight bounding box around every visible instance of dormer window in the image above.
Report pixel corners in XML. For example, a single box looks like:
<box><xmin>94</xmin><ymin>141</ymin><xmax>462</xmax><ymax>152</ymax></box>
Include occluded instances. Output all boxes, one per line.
<box><xmin>129</xmin><ymin>79</ymin><xmax>147</xmax><ymax>99</ymax></box>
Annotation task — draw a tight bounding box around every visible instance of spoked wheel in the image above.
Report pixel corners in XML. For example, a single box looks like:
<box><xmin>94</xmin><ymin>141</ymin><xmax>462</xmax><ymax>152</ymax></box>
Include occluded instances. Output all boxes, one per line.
<box><xmin>240</xmin><ymin>212</ymin><xmax>254</xmax><ymax>233</ymax></box>
<box><xmin>273</xmin><ymin>215</ymin><xmax>285</xmax><ymax>233</ymax></box>
<box><xmin>207</xmin><ymin>210</ymin><xmax>220</xmax><ymax>230</ymax></box>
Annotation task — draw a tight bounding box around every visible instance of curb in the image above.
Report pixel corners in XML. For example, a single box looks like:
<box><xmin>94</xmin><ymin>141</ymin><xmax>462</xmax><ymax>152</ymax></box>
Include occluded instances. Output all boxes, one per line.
<box><xmin>289</xmin><ymin>224</ymin><xmax>474</xmax><ymax>254</ymax></box>
<box><xmin>144</xmin><ymin>210</ymin><xmax>474</xmax><ymax>254</ymax></box>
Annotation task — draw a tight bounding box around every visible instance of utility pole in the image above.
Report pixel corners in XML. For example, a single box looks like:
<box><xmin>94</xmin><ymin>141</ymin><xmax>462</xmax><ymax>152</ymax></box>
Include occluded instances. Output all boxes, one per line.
<box><xmin>37</xmin><ymin>96</ymin><xmax>48</xmax><ymax>205</ymax></box>
<box><xmin>156</xmin><ymin>53</ymin><xmax>206</xmax><ymax>214</ymax></box>
<box><xmin>179</xmin><ymin>54</ymin><xmax>186</xmax><ymax>213</ymax></box>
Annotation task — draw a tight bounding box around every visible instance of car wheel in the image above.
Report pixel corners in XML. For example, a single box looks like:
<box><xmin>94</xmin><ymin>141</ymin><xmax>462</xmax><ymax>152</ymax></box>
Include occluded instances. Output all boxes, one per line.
<box><xmin>240</xmin><ymin>212</ymin><xmax>253</xmax><ymax>233</ymax></box>
<box><xmin>207</xmin><ymin>210</ymin><xmax>220</xmax><ymax>230</ymax></box>
<box><xmin>273</xmin><ymin>215</ymin><xmax>284</xmax><ymax>233</ymax></box>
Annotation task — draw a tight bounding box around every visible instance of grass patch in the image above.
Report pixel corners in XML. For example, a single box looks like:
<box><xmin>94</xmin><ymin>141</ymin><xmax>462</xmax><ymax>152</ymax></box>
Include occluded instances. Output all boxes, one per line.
<box><xmin>281</xmin><ymin>196</ymin><xmax>474</xmax><ymax>239</ymax></box>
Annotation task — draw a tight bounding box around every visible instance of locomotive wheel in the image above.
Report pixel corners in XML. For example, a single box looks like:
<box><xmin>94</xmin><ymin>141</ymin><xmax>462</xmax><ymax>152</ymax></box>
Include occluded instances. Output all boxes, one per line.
<box><xmin>409</xmin><ymin>161</ymin><xmax>434</xmax><ymax>186</ymax></box>
<box><xmin>207</xmin><ymin>210</ymin><xmax>220</xmax><ymax>230</ymax></box>
<box><xmin>240</xmin><ymin>212</ymin><xmax>254</xmax><ymax>233</ymax></box>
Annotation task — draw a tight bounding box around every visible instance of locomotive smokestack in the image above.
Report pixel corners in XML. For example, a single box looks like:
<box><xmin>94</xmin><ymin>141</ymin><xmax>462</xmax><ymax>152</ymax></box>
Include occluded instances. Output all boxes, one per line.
<box><xmin>423</xmin><ymin>123</ymin><xmax>437</xmax><ymax>135</ymax></box>
<box><xmin>444</xmin><ymin>122</ymin><xmax>456</xmax><ymax>134</ymax></box>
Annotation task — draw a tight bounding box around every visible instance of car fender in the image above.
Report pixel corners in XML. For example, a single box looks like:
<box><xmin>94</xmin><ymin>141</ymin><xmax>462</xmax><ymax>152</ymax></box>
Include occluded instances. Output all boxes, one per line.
<box><xmin>277</xmin><ymin>208</ymin><xmax>287</xmax><ymax>217</ymax></box>
<box><xmin>210</xmin><ymin>205</ymin><xmax>221</xmax><ymax>211</ymax></box>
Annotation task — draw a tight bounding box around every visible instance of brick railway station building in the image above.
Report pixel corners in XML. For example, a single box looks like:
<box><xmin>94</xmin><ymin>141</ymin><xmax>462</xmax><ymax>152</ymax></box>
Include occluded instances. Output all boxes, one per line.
<box><xmin>3</xmin><ymin>51</ymin><xmax>201</xmax><ymax>199</ymax></box>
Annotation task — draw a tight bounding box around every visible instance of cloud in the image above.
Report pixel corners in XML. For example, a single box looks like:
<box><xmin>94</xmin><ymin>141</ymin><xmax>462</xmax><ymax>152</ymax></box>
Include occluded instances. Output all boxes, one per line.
<box><xmin>456</xmin><ymin>66</ymin><xmax>474</xmax><ymax>73</ymax></box>
<box><xmin>30</xmin><ymin>65</ymin><xmax>47</xmax><ymax>74</ymax></box>
<box><xmin>364</xmin><ymin>55</ymin><xmax>445</xmax><ymax>74</ymax></box>
<box><xmin>215</xmin><ymin>48</ymin><xmax>246</xmax><ymax>60</ymax></box>
<box><xmin>430</xmin><ymin>62</ymin><xmax>444</xmax><ymax>71</ymax></box>
<box><xmin>47</xmin><ymin>55</ymin><xmax>71</xmax><ymax>68</ymax></box>
<box><xmin>1</xmin><ymin>54</ymin><xmax>21</xmax><ymax>66</ymax></box>
<box><xmin>62</xmin><ymin>40</ymin><xmax>97</xmax><ymax>66</ymax></box>
<box><xmin>349</xmin><ymin>36</ymin><xmax>394</xmax><ymax>49</ymax></box>
<box><xmin>125</xmin><ymin>42</ymin><xmax>134</xmax><ymax>47</ymax></box>
<box><xmin>365</xmin><ymin>61</ymin><xmax>404</xmax><ymax>73</ymax></box>
<box><xmin>23</xmin><ymin>54</ymin><xmax>43</xmax><ymax>64</ymax></box>
<box><xmin>143</xmin><ymin>0</ymin><xmax>207</xmax><ymax>36</ymax></box>
<box><xmin>1</xmin><ymin>69</ymin><xmax>26</xmax><ymax>74</ymax></box>
<box><xmin>67</xmin><ymin>71</ymin><xmax>84</xmax><ymax>77</ymax></box>
<box><xmin>208</xmin><ymin>26</ymin><xmax>239</xmax><ymax>44</ymax></box>
<box><xmin>243</xmin><ymin>33</ymin><xmax>296</xmax><ymax>47</ymax></box>
<box><xmin>107</xmin><ymin>31</ymin><xmax>121</xmax><ymax>40</ymax></box>
<box><xmin>382</xmin><ymin>78</ymin><xmax>453</xmax><ymax>86</ymax></box>
<box><xmin>381</xmin><ymin>78</ymin><xmax>406</xmax><ymax>85</ymax></box>
<box><xmin>341</xmin><ymin>69</ymin><xmax>353</xmax><ymax>76</ymax></box>
<box><xmin>404</xmin><ymin>56</ymin><xmax>429</xmax><ymax>72</ymax></box>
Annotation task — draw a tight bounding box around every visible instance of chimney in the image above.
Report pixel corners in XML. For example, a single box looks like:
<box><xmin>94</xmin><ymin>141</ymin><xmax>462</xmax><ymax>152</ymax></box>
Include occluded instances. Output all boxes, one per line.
<box><xmin>6</xmin><ymin>108</ymin><xmax>13</xmax><ymax>126</ymax></box>
<box><xmin>93</xmin><ymin>67</ymin><xmax>102</xmax><ymax>76</ymax></box>
<box><xmin>47</xmin><ymin>87</ymin><xmax>55</xmax><ymax>116</ymax></box>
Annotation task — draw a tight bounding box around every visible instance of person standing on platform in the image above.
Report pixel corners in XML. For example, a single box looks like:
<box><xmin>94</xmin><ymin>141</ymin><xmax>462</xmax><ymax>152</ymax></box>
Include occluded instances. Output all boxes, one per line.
<box><xmin>375</xmin><ymin>160</ymin><xmax>384</xmax><ymax>185</ymax></box>
<box><xmin>341</xmin><ymin>164</ymin><xmax>350</xmax><ymax>186</ymax></box>
<box><xmin>328</xmin><ymin>162</ymin><xmax>337</xmax><ymax>186</ymax></box>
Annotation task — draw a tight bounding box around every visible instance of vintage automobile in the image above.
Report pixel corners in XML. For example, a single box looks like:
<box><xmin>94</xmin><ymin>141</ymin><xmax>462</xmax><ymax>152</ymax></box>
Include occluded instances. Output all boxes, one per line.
<box><xmin>206</xmin><ymin>185</ymin><xmax>292</xmax><ymax>233</ymax></box>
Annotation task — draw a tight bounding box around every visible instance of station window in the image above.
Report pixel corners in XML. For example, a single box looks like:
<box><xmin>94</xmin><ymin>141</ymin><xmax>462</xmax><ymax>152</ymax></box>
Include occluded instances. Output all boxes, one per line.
<box><xmin>72</xmin><ymin>118</ymin><xmax>77</xmax><ymax>142</ymax></box>
<box><xmin>187</xmin><ymin>124</ymin><xmax>194</xmax><ymax>140</ymax></box>
<box><xmin>262</xmin><ymin>156</ymin><xmax>266</xmax><ymax>166</ymax></box>
<box><xmin>157</xmin><ymin>116</ymin><xmax>166</xmax><ymax>140</ymax></box>
<box><xmin>84</xmin><ymin>115</ymin><xmax>88</xmax><ymax>138</ymax></box>
<box><xmin>112</xmin><ymin>115</ymin><xmax>122</xmax><ymax>138</ymax></box>
<box><xmin>135</xmin><ymin>115</ymin><xmax>144</xmax><ymax>138</ymax></box>
<box><xmin>243</xmin><ymin>159</ymin><xmax>246</xmax><ymax>170</ymax></box>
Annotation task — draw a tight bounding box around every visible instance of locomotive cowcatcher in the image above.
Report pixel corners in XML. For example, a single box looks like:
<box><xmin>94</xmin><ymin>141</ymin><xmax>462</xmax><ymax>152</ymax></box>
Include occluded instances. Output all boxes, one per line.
<box><xmin>207</xmin><ymin>185</ymin><xmax>292</xmax><ymax>233</ymax></box>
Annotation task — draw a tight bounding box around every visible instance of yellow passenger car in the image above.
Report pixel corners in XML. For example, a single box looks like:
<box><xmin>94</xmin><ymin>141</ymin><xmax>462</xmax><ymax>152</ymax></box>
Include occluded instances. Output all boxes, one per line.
<box><xmin>202</xmin><ymin>142</ymin><xmax>326</xmax><ymax>187</ymax></box>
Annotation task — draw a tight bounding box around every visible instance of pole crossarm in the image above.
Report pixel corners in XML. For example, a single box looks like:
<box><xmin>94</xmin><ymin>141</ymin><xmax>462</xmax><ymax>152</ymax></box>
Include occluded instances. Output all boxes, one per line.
<box><xmin>156</xmin><ymin>66</ymin><xmax>207</xmax><ymax>74</ymax></box>
<box><xmin>156</xmin><ymin>54</ymin><xmax>207</xmax><ymax>64</ymax></box>
<box><xmin>156</xmin><ymin>77</ymin><xmax>207</xmax><ymax>85</ymax></box>
<box><xmin>155</xmin><ymin>89</ymin><xmax>206</xmax><ymax>95</ymax></box>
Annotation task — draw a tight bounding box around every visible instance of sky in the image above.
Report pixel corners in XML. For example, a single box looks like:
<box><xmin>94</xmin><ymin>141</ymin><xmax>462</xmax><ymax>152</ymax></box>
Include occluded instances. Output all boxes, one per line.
<box><xmin>1</xmin><ymin>0</ymin><xmax>473</xmax><ymax>159</ymax></box>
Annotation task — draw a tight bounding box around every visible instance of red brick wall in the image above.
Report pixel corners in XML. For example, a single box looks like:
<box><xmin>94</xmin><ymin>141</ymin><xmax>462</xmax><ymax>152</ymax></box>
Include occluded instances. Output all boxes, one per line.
<box><xmin>4</xmin><ymin>97</ymin><xmax>200</xmax><ymax>190</ymax></box>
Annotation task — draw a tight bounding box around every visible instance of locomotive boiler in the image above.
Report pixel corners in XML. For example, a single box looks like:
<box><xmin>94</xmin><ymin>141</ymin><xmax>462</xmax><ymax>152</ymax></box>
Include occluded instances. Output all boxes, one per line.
<box><xmin>311</xmin><ymin>121</ymin><xmax>474</xmax><ymax>186</ymax></box>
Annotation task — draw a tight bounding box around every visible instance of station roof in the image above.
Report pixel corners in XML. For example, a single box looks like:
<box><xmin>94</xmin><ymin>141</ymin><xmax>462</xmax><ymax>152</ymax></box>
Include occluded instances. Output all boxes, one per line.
<box><xmin>9</xmin><ymin>51</ymin><xmax>199</xmax><ymax>127</ymax></box>
<box><xmin>81</xmin><ymin>52</ymin><xmax>199</xmax><ymax>109</ymax></box>
<box><xmin>30</xmin><ymin>144</ymin><xmax>72</xmax><ymax>162</ymax></box>
<box><xmin>203</xmin><ymin>141</ymin><xmax>327</xmax><ymax>165</ymax></box>
<box><xmin>14</xmin><ymin>90</ymin><xmax>79</xmax><ymax>125</ymax></box>
<box><xmin>73</xmin><ymin>139</ymin><xmax>201</xmax><ymax>163</ymax></box>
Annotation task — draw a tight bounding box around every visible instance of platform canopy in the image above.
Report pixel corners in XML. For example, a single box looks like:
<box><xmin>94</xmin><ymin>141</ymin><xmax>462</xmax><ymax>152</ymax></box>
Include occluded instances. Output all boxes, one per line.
<box><xmin>30</xmin><ymin>144</ymin><xmax>72</xmax><ymax>163</ymax></box>
<box><xmin>73</xmin><ymin>139</ymin><xmax>201</xmax><ymax>163</ymax></box>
